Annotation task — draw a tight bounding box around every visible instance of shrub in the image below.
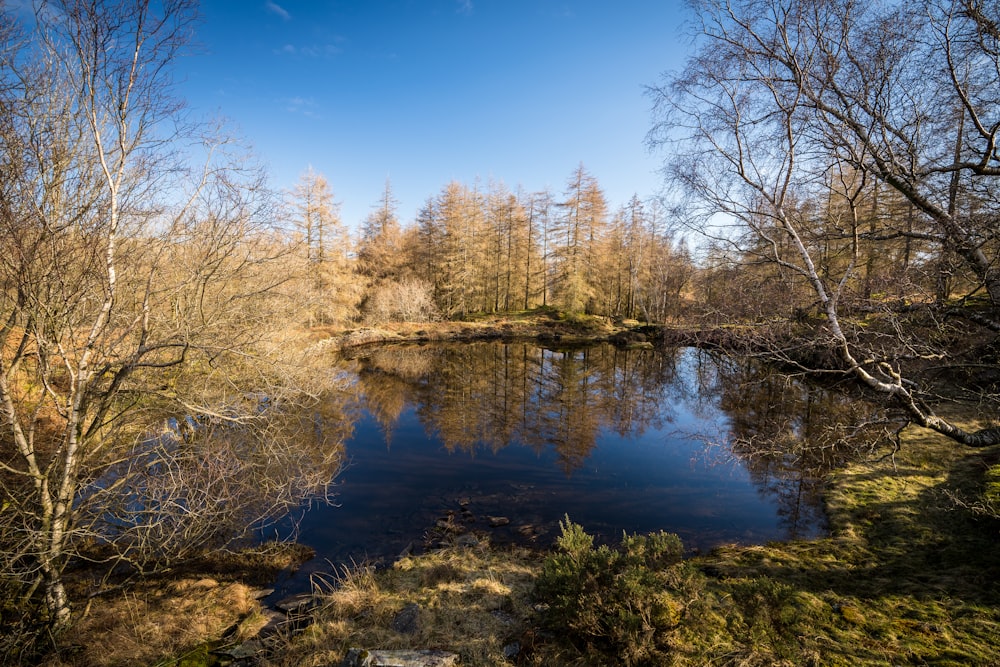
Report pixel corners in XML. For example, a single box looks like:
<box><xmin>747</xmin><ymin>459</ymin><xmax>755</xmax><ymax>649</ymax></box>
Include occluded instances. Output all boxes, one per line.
<box><xmin>534</xmin><ymin>516</ymin><xmax>693</xmax><ymax>665</ymax></box>
<box><xmin>363</xmin><ymin>278</ymin><xmax>440</xmax><ymax>324</ymax></box>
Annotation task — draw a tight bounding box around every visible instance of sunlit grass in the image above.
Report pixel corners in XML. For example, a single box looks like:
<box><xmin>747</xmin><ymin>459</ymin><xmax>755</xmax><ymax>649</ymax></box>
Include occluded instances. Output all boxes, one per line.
<box><xmin>270</xmin><ymin>540</ymin><xmax>538</xmax><ymax>667</ymax></box>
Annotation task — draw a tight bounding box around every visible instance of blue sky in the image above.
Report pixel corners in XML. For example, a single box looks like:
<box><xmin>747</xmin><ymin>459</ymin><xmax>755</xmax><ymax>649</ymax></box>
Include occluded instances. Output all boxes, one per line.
<box><xmin>177</xmin><ymin>1</ymin><xmax>693</xmax><ymax>229</ymax></box>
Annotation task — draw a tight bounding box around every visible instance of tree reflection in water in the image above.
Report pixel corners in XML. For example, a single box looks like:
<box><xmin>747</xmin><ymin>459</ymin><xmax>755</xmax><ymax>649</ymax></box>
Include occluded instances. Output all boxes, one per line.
<box><xmin>690</xmin><ymin>349</ymin><xmax>893</xmax><ymax>538</ymax></box>
<box><xmin>354</xmin><ymin>343</ymin><xmax>683</xmax><ymax>474</ymax></box>
<box><xmin>276</xmin><ymin>343</ymin><xmax>879</xmax><ymax>596</ymax></box>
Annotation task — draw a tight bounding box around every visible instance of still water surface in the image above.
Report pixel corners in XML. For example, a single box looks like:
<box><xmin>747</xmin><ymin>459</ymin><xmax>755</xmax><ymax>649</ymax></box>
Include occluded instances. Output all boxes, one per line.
<box><xmin>269</xmin><ymin>343</ymin><xmax>831</xmax><ymax>595</ymax></box>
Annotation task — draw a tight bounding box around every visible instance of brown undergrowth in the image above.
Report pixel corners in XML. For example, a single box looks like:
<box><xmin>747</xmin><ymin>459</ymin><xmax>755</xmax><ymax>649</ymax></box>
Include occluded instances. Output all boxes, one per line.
<box><xmin>34</xmin><ymin>542</ymin><xmax>311</xmax><ymax>667</ymax></box>
<box><xmin>267</xmin><ymin>541</ymin><xmax>539</xmax><ymax>667</ymax></box>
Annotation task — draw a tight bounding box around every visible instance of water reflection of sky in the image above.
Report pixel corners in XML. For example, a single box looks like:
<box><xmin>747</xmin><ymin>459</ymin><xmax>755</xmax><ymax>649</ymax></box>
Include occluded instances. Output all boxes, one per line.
<box><xmin>268</xmin><ymin>345</ymin><xmax>827</xmax><ymax>598</ymax></box>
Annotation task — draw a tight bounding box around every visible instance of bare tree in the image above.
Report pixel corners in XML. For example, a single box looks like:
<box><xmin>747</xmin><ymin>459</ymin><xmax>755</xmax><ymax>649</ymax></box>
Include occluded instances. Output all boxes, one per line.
<box><xmin>0</xmin><ymin>0</ymin><xmax>337</xmax><ymax>632</ymax></box>
<box><xmin>649</xmin><ymin>0</ymin><xmax>1000</xmax><ymax>446</ymax></box>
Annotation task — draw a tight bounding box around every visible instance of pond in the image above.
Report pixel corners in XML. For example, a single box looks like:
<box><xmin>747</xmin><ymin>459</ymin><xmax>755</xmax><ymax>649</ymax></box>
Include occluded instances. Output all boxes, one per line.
<box><xmin>267</xmin><ymin>342</ymin><xmax>843</xmax><ymax>597</ymax></box>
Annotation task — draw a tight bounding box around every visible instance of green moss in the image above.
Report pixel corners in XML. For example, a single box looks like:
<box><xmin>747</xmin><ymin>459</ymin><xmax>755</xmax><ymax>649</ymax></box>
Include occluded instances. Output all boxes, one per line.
<box><xmin>838</xmin><ymin>603</ymin><xmax>865</xmax><ymax>625</ymax></box>
<box><xmin>981</xmin><ymin>464</ymin><xmax>1000</xmax><ymax>508</ymax></box>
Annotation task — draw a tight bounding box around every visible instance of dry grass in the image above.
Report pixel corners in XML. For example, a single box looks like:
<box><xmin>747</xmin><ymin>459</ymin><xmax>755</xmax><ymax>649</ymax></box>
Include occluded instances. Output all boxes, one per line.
<box><xmin>267</xmin><ymin>541</ymin><xmax>539</xmax><ymax>667</ymax></box>
<box><xmin>308</xmin><ymin>308</ymin><xmax>628</xmax><ymax>355</ymax></box>
<box><xmin>42</xmin><ymin>578</ymin><xmax>258</xmax><ymax>667</ymax></box>
<box><xmin>32</xmin><ymin>541</ymin><xmax>312</xmax><ymax>667</ymax></box>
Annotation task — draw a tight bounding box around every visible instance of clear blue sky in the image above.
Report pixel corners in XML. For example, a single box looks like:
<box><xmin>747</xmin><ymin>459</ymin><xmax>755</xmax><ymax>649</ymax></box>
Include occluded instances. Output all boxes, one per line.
<box><xmin>177</xmin><ymin>1</ymin><xmax>693</xmax><ymax>230</ymax></box>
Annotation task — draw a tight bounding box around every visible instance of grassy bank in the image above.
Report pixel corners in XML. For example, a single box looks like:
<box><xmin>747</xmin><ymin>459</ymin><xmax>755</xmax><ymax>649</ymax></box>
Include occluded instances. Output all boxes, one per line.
<box><xmin>34</xmin><ymin>543</ymin><xmax>312</xmax><ymax>667</ymax></box>
<box><xmin>264</xmin><ymin>419</ymin><xmax>1000</xmax><ymax>666</ymax></box>
<box><xmin>306</xmin><ymin>308</ymin><xmax>647</xmax><ymax>352</ymax></box>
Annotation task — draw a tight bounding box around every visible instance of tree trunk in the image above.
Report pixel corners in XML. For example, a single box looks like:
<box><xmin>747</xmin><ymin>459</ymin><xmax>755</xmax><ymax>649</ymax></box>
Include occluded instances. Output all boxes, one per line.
<box><xmin>43</xmin><ymin>566</ymin><xmax>71</xmax><ymax>631</ymax></box>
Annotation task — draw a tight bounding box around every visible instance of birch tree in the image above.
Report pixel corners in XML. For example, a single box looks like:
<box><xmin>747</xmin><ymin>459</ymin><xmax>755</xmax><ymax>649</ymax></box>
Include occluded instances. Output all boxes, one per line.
<box><xmin>0</xmin><ymin>0</ymin><xmax>338</xmax><ymax>632</ymax></box>
<box><xmin>649</xmin><ymin>0</ymin><xmax>1000</xmax><ymax>447</ymax></box>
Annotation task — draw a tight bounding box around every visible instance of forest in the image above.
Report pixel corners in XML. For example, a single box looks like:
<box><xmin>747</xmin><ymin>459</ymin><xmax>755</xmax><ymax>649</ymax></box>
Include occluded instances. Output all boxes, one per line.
<box><xmin>1</xmin><ymin>0</ymin><xmax>999</xmax><ymax>665</ymax></box>
<box><xmin>287</xmin><ymin>165</ymin><xmax>694</xmax><ymax>327</ymax></box>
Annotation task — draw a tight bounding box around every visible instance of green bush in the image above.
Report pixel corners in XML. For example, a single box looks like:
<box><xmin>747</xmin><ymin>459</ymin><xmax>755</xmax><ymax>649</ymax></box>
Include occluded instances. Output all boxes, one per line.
<box><xmin>727</xmin><ymin>576</ymin><xmax>801</xmax><ymax>659</ymax></box>
<box><xmin>534</xmin><ymin>516</ymin><xmax>693</xmax><ymax>665</ymax></box>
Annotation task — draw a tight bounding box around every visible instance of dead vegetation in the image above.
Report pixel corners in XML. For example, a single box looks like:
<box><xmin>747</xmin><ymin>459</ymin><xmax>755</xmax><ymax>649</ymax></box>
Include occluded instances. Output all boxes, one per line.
<box><xmin>265</xmin><ymin>542</ymin><xmax>538</xmax><ymax>667</ymax></box>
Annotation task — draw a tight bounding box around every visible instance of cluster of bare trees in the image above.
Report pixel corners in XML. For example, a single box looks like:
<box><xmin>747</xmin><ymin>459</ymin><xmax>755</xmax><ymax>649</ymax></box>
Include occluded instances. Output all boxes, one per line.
<box><xmin>649</xmin><ymin>0</ymin><xmax>1000</xmax><ymax>446</ymax></box>
<box><xmin>0</xmin><ymin>0</ymin><xmax>343</xmax><ymax>635</ymax></box>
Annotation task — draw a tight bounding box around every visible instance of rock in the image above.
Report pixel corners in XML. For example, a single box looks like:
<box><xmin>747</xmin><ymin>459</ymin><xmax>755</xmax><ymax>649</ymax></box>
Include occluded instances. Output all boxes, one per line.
<box><xmin>274</xmin><ymin>592</ymin><xmax>317</xmax><ymax>614</ymax></box>
<box><xmin>435</xmin><ymin>515</ymin><xmax>461</xmax><ymax>533</ymax></box>
<box><xmin>488</xmin><ymin>516</ymin><xmax>510</xmax><ymax>527</ymax></box>
<box><xmin>214</xmin><ymin>639</ymin><xmax>263</xmax><ymax>661</ymax></box>
<box><xmin>502</xmin><ymin>642</ymin><xmax>520</xmax><ymax>660</ymax></box>
<box><xmin>455</xmin><ymin>533</ymin><xmax>479</xmax><ymax>548</ymax></box>
<box><xmin>341</xmin><ymin>648</ymin><xmax>459</xmax><ymax>667</ymax></box>
<box><xmin>491</xmin><ymin>609</ymin><xmax>516</xmax><ymax>625</ymax></box>
<box><xmin>257</xmin><ymin>608</ymin><xmax>288</xmax><ymax>636</ymax></box>
<box><xmin>609</xmin><ymin>330</ymin><xmax>654</xmax><ymax>349</ymax></box>
<box><xmin>391</xmin><ymin>602</ymin><xmax>421</xmax><ymax>634</ymax></box>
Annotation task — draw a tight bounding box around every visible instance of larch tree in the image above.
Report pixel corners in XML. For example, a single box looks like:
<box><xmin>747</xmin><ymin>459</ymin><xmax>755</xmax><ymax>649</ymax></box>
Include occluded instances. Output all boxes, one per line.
<box><xmin>292</xmin><ymin>165</ymin><xmax>342</xmax><ymax>264</ymax></box>
<box><xmin>289</xmin><ymin>166</ymin><xmax>356</xmax><ymax>325</ymax></box>
<box><xmin>553</xmin><ymin>164</ymin><xmax>608</xmax><ymax>313</ymax></box>
<box><xmin>358</xmin><ymin>178</ymin><xmax>404</xmax><ymax>281</ymax></box>
<box><xmin>521</xmin><ymin>189</ymin><xmax>553</xmax><ymax>309</ymax></box>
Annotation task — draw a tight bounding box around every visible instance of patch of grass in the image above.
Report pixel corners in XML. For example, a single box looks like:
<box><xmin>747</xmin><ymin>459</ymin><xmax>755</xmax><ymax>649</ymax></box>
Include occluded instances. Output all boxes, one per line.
<box><xmin>33</xmin><ymin>541</ymin><xmax>310</xmax><ymax>667</ymax></box>
<box><xmin>269</xmin><ymin>540</ymin><xmax>539</xmax><ymax>667</ymax></box>
<box><xmin>43</xmin><ymin>578</ymin><xmax>257</xmax><ymax>667</ymax></box>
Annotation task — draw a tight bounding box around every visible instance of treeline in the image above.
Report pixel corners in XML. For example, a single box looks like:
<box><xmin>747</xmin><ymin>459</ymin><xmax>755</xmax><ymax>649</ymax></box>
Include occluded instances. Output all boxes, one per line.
<box><xmin>289</xmin><ymin>159</ymin><xmax>969</xmax><ymax>331</ymax></box>
<box><xmin>286</xmin><ymin>164</ymin><xmax>694</xmax><ymax>326</ymax></box>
